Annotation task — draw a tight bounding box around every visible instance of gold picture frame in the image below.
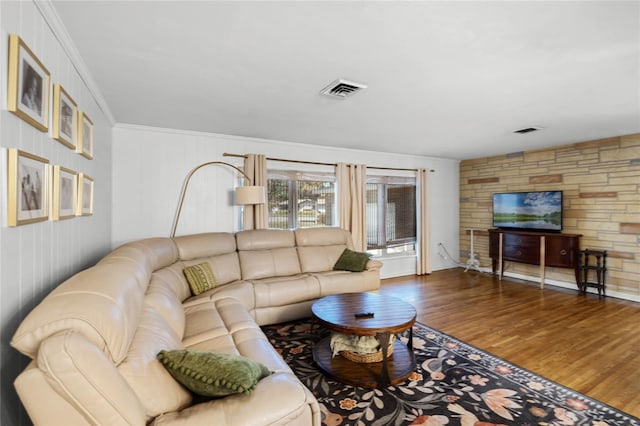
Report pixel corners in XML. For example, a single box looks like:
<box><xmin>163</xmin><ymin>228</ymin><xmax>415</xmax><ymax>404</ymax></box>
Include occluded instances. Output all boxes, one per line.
<box><xmin>7</xmin><ymin>149</ymin><xmax>50</xmax><ymax>226</ymax></box>
<box><xmin>78</xmin><ymin>173</ymin><xmax>94</xmax><ymax>216</ymax></box>
<box><xmin>77</xmin><ymin>112</ymin><xmax>94</xmax><ymax>159</ymax></box>
<box><xmin>53</xmin><ymin>166</ymin><xmax>78</xmax><ymax>220</ymax></box>
<box><xmin>7</xmin><ymin>34</ymin><xmax>50</xmax><ymax>132</ymax></box>
<box><xmin>52</xmin><ymin>84</ymin><xmax>78</xmax><ymax>149</ymax></box>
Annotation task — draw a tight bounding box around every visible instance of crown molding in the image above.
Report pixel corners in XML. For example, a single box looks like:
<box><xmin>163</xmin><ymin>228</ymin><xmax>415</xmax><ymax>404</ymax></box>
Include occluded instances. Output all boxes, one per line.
<box><xmin>34</xmin><ymin>0</ymin><xmax>116</xmax><ymax>126</ymax></box>
<box><xmin>114</xmin><ymin>123</ymin><xmax>452</xmax><ymax>168</ymax></box>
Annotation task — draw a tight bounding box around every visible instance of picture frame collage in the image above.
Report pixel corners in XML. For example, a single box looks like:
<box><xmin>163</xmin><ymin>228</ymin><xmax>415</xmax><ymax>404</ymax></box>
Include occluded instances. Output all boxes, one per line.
<box><xmin>6</xmin><ymin>34</ymin><xmax>94</xmax><ymax>226</ymax></box>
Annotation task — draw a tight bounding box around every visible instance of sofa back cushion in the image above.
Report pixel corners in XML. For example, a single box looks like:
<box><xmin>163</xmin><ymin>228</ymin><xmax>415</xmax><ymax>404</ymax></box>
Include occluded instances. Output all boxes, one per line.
<box><xmin>295</xmin><ymin>227</ymin><xmax>355</xmax><ymax>273</ymax></box>
<box><xmin>236</xmin><ymin>229</ymin><xmax>301</xmax><ymax>280</ymax></box>
<box><xmin>97</xmin><ymin>238</ymin><xmax>179</xmax><ymax>301</ymax></box>
<box><xmin>145</xmin><ymin>268</ymin><xmax>187</xmax><ymax>340</ymax></box>
<box><xmin>11</xmin><ymin>262</ymin><xmax>145</xmax><ymax>364</ymax></box>
<box><xmin>174</xmin><ymin>233</ymin><xmax>242</xmax><ymax>286</ymax></box>
<box><xmin>174</xmin><ymin>232</ymin><xmax>237</xmax><ymax>260</ymax></box>
<box><xmin>99</xmin><ymin>238</ymin><xmax>179</xmax><ymax>280</ymax></box>
<box><xmin>295</xmin><ymin>227</ymin><xmax>354</xmax><ymax>248</ymax></box>
<box><xmin>184</xmin><ymin>253</ymin><xmax>241</xmax><ymax>286</ymax></box>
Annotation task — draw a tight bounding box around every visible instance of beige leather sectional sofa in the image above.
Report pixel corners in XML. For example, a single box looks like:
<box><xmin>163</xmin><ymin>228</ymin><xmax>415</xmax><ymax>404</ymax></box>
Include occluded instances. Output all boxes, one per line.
<box><xmin>11</xmin><ymin>227</ymin><xmax>381</xmax><ymax>425</ymax></box>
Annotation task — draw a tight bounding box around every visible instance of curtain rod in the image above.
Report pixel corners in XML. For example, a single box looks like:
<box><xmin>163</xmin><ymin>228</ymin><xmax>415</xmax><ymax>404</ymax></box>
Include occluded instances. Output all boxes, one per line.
<box><xmin>223</xmin><ymin>153</ymin><xmax>435</xmax><ymax>172</ymax></box>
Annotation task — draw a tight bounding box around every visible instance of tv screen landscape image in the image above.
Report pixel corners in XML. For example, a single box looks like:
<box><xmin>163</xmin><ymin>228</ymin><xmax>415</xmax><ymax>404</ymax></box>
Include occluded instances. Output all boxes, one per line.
<box><xmin>492</xmin><ymin>191</ymin><xmax>563</xmax><ymax>232</ymax></box>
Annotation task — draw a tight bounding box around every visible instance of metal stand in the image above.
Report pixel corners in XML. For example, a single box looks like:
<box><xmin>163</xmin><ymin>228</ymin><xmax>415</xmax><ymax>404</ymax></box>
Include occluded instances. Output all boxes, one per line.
<box><xmin>464</xmin><ymin>229</ymin><xmax>482</xmax><ymax>272</ymax></box>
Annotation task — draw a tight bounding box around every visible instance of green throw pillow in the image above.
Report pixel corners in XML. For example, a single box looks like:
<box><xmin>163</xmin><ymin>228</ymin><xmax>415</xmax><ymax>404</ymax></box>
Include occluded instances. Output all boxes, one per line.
<box><xmin>157</xmin><ymin>350</ymin><xmax>271</xmax><ymax>397</ymax></box>
<box><xmin>333</xmin><ymin>248</ymin><xmax>371</xmax><ymax>272</ymax></box>
<box><xmin>183</xmin><ymin>262</ymin><xmax>217</xmax><ymax>296</ymax></box>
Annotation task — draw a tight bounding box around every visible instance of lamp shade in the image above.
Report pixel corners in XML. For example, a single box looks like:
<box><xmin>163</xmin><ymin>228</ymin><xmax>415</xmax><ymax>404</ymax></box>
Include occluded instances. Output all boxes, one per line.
<box><xmin>235</xmin><ymin>185</ymin><xmax>266</xmax><ymax>205</ymax></box>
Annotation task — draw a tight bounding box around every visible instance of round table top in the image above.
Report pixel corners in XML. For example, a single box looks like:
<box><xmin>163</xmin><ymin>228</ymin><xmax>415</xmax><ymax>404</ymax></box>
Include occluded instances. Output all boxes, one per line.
<box><xmin>311</xmin><ymin>292</ymin><xmax>417</xmax><ymax>336</ymax></box>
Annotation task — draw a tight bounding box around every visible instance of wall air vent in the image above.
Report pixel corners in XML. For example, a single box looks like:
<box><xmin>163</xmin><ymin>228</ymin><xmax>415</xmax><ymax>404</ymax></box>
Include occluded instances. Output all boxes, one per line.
<box><xmin>320</xmin><ymin>79</ymin><xmax>367</xmax><ymax>99</ymax></box>
<box><xmin>513</xmin><ymin>126</ymin><xmax>543</xmax><ymax>134</ymax></box>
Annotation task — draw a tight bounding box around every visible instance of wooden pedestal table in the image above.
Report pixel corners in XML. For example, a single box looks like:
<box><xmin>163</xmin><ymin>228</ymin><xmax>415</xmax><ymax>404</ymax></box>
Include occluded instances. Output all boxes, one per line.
<box><xmin>311</xmin><ymin>292</ymin><xmax>416</xmax><ymax>388</ymax></box>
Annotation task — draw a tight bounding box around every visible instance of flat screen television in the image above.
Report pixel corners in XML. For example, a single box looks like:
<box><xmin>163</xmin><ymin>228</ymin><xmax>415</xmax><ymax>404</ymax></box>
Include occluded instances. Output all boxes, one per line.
<box><xmin>492</xmin><ymin>191</ymin><xmax>563</xmax><ymax>232</ymax></box>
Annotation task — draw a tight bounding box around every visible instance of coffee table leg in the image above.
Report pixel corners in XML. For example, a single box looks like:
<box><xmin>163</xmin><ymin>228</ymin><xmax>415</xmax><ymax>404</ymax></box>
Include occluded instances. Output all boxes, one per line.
<box><xmin>310</xmin><ymin>316</ymin><xmax>317</xmax><ymax>337</ymax></box>
<box><xmin>408</xmin><ymin>326</ymin><xmax>413</xmax><ymax>351</ymax></box>
<box><xmin>376</xmin><ymin>331</ymin><xmax>391</xmax><ymax>386</ymax></box>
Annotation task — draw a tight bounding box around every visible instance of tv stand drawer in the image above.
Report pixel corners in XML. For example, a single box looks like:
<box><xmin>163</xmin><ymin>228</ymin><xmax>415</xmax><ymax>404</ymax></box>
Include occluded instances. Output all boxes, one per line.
<box><xmin>503</xmin><ymin>245</ymin><xmax>539</xmax><ymax>264</ymax></box>
<box><xmin>503</xmin><ymin>233</ymin><xmax>539</xmax><ymax>249</ymax></box>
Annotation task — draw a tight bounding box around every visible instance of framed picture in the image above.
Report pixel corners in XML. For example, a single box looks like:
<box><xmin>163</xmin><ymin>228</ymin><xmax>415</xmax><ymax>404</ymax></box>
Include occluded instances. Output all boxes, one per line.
<box><xmin>78</xmin><ymin>173</ymin><xmax>94</xmax><ymax>216</ymax></box>
<box><xmin>53</xmin><ymin>166</ymin><xmax>78</xmax><ymax>220</ymax></box>
<box><xmin>7</xmin><ymin>149</ymin><xmax>50</xmax><ymax>226</ymax></box>
<box><xmin>52</xmin><ymin>84</ymin><xmax>78</xmax><ymax>149</ymax></box>
<box><xmin>7</xmin><ymin>34</ymin><xmax>50</xmax><ymax>132</ymax></box>
<box><xmin>77</xmin><ymin>112</ymin><xmax>94</xmax><ymax>159</ymax></box>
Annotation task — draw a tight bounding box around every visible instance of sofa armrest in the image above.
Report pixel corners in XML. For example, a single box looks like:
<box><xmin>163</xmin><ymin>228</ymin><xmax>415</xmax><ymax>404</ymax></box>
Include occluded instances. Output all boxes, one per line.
<box><xmin>366</xmin><ymin>259</ymin><xmax>383</xmax><ymax>271</ymax></box>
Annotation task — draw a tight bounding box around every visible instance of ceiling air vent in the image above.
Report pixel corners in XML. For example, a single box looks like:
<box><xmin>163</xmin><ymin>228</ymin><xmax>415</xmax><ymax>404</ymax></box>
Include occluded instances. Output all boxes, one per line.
<box><xmin>320</xmin><ymin>79</ymin><xmax>367</xmax><ymax>99</ymax></box>
<box><xmin>513</xmin><ymin>126</ymin><xmax>542</xmax><ymax>134</ymax></box>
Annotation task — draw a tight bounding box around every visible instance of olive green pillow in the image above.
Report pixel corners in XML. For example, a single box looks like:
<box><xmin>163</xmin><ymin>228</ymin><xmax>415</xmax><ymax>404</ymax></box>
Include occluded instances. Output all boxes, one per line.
<box><xmin>157</xmin><ymin>349</ymin><xmax>271</xmax><ymax>397</ymax></box>
<box><xmin>183</xmin><ymin>262</ymin><xmax>217</xmax><ymax>296</ymax></box>
<box><xmin>333</xmin><ymin>248</ymin><xmax>372</xmax><ymax>272</ymax></box>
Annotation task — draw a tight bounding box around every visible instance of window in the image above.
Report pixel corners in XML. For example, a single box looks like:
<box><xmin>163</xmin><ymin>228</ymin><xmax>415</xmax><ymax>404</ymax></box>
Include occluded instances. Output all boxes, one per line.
<box><xmin>366</xmin><ymin>175</ymin><xmax>416</xmax><ymax>255</ymax></box>
<box><xmin>267</xmin><ymin>170</ymin><xmax>336</xmax><ymax>229</ymax></box>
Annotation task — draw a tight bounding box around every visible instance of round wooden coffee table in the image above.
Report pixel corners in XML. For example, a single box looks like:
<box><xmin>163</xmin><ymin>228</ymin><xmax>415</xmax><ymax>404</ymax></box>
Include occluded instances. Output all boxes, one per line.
<box><xmin>311</xmin><ymin>292</ymin><xmax>416</xmax><ymax>388</ymax></box>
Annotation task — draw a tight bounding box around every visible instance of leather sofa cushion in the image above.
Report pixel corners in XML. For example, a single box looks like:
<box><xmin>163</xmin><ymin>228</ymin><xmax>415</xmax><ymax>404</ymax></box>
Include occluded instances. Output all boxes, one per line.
<box><xmin>98</xmin><ymin>245</ymin><xmax>154</xmax><ymax>289</ymax></box>
<box><xmin>183</xmin><ymin>281</ymin><xmax>255</xmax><ymax>312</ymax></box>
<box><xmin>150</xmin><ymin>374</ymin><xmax>314</xmax><ymax>426</ymax></box>
<box><xmin>251</xmin><ymin>274</ymin><xmax>320</xmax><ymax>308</ymax></box>
<box><xmin>183</xmin><ymin>297</ymin><xmax>258</xmax><ymax>348</ymax></box>
<box><xmin>150</xmin><ymin>264</ymin><xmax>193</xmax><ymax>303</ymax></box>
<box><xmin>251</xmin><ymin>302</ymin><xmax>316</xmax><ymax>327</ymax></box>
<box><xmin>11</xmin><ymin>264</ymin><xmax>144</xmax><ymax>363</ymax></box>
<box><xmin>174</xmin><ymin>233</ymin><xmax>237</xmax><ymax>260</ymax></box>
<box><xmin>315</xmin><ymin>269</ymin><xmax>381</xmax><ymax>296</ymax></box>
<box><xmin>37</xmin><ymin>331</ymin><xmax>148</xmax><ymax>425</ymax></box>
<box><xmin>235</xmin><ymin>229</ymin><xmax>295</xmax><ymax>251</ymax></box>
<box><xmin>118</xmin><ymin>305</ymin><xmax>191</xmax><ymax>419</ymax></box>
<box><xmin>297</xmin><ymin>245</ymin><xmax>347</xmax><ymax>273</ymax></box>
<box><xmin>184</xmin><ymin>252</ymin><xmax>241</xmax><ymax>286</ymax></box>
<box><xmin>295</xmin><ymin>227</ymin><xmax>353</xmax><ymax>248</ymax></box>
<box><xmin>100</xmin><ymin>238</ymin><xmax>179</xmax><ymax>272</ymax></box>
<box><xmin>125</xmin><ymin>238</ymin><xmax>180</xmax><ymax>270</ymax></box>
<box><xmin>295</xmin><ymin>227</ymin><xmax>355</xmax><ymax>273</ymax></box>
<box><xmin>239</xmin><ymin>247</ymin><xmax>301</xmax><ymax>280</ymax></box>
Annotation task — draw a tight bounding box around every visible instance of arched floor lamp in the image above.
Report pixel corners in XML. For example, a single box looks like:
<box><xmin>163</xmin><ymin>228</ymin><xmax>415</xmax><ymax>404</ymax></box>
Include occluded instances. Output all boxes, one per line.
<box><xmin>170</xmin><ymin>161</ymin><xmax>266</xmax><ymax>238</ymax></box>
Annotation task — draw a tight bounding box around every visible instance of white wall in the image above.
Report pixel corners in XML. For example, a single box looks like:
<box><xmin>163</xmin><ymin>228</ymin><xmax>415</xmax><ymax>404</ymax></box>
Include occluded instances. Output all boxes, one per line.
<box><xmin>112</xmin><ymin>124</ymin><xmax>460</xmax><ymax>277</ymax></box>
<box><xmin>0</xmin><ymin>3</ymin><xmax>113</xmax><ymax>424</ymax></box>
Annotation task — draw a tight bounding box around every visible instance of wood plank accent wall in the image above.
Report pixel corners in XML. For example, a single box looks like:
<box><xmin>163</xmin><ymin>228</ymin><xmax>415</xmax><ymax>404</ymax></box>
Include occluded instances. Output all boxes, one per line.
<box><xmin>460</xmin><ymin>133</ymin><xmax>640</xmax><ymax>299</ymax></box>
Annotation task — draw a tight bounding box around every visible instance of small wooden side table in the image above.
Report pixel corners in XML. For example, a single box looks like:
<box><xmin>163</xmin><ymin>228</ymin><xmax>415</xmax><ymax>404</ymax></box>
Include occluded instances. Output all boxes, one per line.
<box><xmin>579</xmin><ymin>249</ymin><xmax>607</xmax><ymax>297</ymax></box>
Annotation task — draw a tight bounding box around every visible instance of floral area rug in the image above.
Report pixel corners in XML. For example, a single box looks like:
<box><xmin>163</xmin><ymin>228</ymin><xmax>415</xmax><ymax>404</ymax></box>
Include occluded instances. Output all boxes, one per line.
<box><xmin>261</xmin><ymin>319</ymin><xmax>639</xmax><ymax>426</ymax></box>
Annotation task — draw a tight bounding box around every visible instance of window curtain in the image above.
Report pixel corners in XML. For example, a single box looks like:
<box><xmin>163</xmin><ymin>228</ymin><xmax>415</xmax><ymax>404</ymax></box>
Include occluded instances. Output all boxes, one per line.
<box><xmin>243</xmin><ymin>154</ymin><xmax>268</xmax><ymax>230</ymax></box>
<box><xmin>337</xmin><ymin>163</ymin><xmax>367</xmax><ymax>251</ymax></box>
<box><xmin>416</xmin><ymin>168</ymin><xmax>431</xmax><ymax>275</ymax></box>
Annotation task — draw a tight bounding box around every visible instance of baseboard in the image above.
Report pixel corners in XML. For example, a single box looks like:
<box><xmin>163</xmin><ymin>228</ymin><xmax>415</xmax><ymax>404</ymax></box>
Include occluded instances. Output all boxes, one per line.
<box><xmin>485</xmin><ymin>269</ymin><xmax>640</xmax><ymax>303</ymax></box>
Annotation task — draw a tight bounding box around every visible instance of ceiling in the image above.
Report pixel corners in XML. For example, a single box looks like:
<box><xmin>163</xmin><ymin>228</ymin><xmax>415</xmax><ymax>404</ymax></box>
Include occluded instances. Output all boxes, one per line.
<box><xmin>50</xmin><ymin>1</ymin><xmax>640</xmax><ymax>160</ymax></box>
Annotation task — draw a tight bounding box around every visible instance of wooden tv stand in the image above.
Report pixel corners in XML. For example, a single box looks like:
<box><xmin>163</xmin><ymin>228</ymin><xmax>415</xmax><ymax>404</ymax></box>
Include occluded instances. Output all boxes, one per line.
<box><xmin>488</xmin><ymin>229</ymin><xmax>581</xmax><ymax>289</ymax></box>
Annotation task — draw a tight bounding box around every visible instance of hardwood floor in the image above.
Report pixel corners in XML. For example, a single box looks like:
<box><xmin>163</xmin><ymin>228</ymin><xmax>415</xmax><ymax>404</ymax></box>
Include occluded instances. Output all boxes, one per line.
<box><xmin>378</xmin><ymin>268</ymin><xmax>640</xmax><ymax>418</ymax></box>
